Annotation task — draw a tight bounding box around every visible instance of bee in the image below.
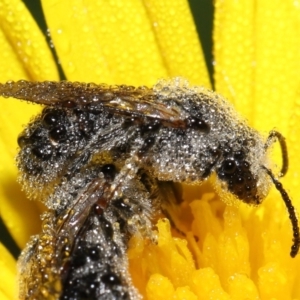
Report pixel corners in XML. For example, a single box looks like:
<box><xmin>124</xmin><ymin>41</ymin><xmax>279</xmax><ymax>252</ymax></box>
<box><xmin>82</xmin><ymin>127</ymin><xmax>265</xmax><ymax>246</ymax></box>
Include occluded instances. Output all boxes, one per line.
<box><xmin>0</xmin><ymin>78</ymin><xmax>299</xmax><ymax>300</ymax></box>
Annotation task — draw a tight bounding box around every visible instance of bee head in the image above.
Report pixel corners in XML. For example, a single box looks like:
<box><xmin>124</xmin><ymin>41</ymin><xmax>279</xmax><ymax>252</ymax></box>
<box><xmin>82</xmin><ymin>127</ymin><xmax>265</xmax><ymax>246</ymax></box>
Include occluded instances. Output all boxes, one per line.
<box><xmin>216</xmin><ymin>149</ymin><xmax>263</xmax><ymax>205</ymax></box>
<box><xmin>216</xmin><ymin>131</ymin><xmax>299</xmax><ymax>258</ymax></box>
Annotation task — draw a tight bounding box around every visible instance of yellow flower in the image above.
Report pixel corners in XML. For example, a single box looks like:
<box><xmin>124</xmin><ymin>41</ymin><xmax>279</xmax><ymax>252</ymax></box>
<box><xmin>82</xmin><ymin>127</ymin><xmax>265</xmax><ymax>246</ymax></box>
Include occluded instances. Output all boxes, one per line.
<box><xmin>1</xmin><ymin>0</ymin><xmax>300</xmax><ymax>299</ymax></box>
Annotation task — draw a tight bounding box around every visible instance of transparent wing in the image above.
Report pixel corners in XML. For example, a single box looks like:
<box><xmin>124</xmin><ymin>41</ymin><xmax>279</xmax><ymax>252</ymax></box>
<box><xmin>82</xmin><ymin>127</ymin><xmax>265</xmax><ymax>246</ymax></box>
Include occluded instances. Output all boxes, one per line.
<box><xmin>0</xmin><ymin>80</ymin><xmax>182</xmax><ymax>122</ymax></box>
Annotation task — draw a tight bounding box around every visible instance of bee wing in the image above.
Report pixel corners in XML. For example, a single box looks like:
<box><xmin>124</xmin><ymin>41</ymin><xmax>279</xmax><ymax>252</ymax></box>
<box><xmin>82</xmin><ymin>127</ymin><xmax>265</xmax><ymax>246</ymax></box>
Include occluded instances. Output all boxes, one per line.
<box><xmin>17</xmin><ymin>175</ymin><xmax>111</xmax><ymax>299</ymax></box>
<box><xmin>18</xmin><ymin>159</ymin><xmax>156</xmax><ymax>299</ymax></box>
<box><xmin>0</xmin><ymin>80</ymin><xmax>182</xmax><ymax>122</ymax></box>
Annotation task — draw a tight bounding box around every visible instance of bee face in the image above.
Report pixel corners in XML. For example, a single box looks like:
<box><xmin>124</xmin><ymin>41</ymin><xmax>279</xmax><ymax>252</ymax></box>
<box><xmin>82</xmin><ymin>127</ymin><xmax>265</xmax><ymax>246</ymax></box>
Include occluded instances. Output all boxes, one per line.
<box><xmin>217</xmin><ymin>153</ymin><xmax>262</xmax><ymax>205</ymax></box>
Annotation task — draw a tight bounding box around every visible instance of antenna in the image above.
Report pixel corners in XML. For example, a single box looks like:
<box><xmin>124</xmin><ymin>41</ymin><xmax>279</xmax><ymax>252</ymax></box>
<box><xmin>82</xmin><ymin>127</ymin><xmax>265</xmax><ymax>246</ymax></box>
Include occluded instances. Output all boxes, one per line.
<box><xmin>265</xmin><ymin>130</ymin><xmax>288</xmax><ymax>177</ymax></box>
<box><xmin>263</xmin><ymin>167</ymin><xmax>300</xmax><ymax>257</ymax></box>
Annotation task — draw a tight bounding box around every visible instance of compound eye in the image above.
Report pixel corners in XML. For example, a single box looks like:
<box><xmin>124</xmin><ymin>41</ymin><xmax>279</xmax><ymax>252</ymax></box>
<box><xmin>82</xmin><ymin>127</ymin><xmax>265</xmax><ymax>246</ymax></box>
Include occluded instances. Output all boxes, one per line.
<box><xmin>222</xmin><ymin>159</ymin><xmax>236</xmax><ymax>174</ymax></box>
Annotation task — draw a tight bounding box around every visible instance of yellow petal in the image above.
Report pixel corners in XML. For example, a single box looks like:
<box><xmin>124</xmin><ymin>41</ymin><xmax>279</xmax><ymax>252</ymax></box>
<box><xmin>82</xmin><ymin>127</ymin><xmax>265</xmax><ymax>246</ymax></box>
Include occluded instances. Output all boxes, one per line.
<box><xmin>213</xmin><ymin>0</ymin><xmax>300</xmax><ymax>134</ymax></box>
<box><xmin>0</xmin><ymin>291</ymin><xmax>11</xmax><ymax>300</ymax></box>
<box><xmin>251</xmin><ymin>1</ymin><xmax>300</xmax><ymax>134</ymax></box>
<box><xmin>288</xmin><ymin>100</ymin><xmax>300</xmax><ymax>200</ymax></box>
<box><xmin>0</xmin><ymin>26</ymin><xmax>28</xmax><ymax>80</ymax></box>
<box><xmin>0</xmin><ymin>243</ymin><xmax>17</xmax><ymax>300</ymax></box>
<box><xmin>0</xmin><ymin>0</ymin><xmax>59</xmax><ymax>81</ymax></box>
<box><xmin>42</xmin><ymin>0</ymin><xmax>210</xmax><ymax>87</ymax></box>
<box><xmin>213</xmin><ymin>0</ymin><xmax>255</xmax><ymax>120</ymax></box>
<box><xmin>143</xmin><ymin>0</ymin><xmax>210</xmax><ymax>87</ymax></box>
<box><xmin>42</xmin><ymin>0</ymin><xmax>166</xmax><ymax>85</ymax></box>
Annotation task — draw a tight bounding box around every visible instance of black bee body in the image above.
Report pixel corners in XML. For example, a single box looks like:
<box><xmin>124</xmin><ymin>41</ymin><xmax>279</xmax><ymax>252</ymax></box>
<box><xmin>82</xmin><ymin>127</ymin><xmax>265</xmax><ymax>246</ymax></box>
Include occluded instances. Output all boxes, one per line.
<box><xmin>0</xmin><ymin>78</ymin><xmax>298</xmax><ymax>300</ymax></box>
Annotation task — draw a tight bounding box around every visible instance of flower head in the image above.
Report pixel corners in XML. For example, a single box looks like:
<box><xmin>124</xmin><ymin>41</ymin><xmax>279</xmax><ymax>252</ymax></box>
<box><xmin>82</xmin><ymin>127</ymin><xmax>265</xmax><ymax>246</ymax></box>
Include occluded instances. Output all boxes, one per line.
<box><xmin>1</xmin><ymin>0</ymin><xmax>300</xmax><ymax>299</ymax></box>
